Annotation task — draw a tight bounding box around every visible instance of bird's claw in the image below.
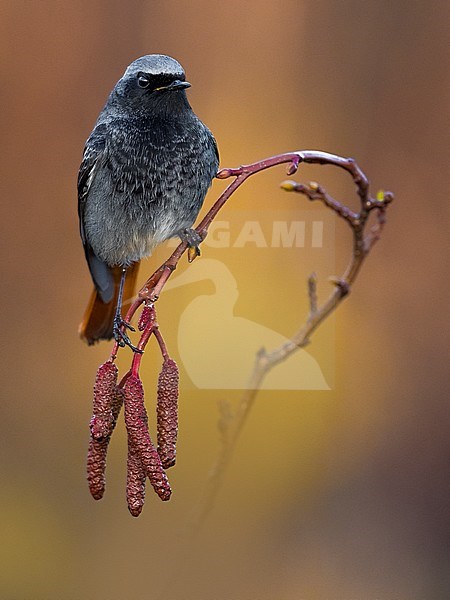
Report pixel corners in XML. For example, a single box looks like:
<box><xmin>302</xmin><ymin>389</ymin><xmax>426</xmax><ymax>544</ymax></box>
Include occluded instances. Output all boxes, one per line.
<box><xmin>113</xmin><ymin>316</ymin><xmax>143</xmax><ymax>353</ymax></box>
<box><xmin>179</xmin><ymin>228</ymin><xmax>202</xmax><ymax>262</ymax></box>
<box><xmin>121</xmin><ymin>320</ymin><xmax>136</xmax><ymax>332</ymax></box>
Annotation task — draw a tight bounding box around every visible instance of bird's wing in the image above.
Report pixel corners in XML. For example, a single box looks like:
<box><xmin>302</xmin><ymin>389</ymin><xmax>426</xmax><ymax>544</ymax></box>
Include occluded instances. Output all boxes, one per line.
<box><xmin>77</xmin><ymin>123</ymin><xmax>107</xmax><ymax>244</ymax></box>
<box><xmin>77</xmin><ymin>124</ymin><xmax>115</xmax><ymax>303</ymax></box>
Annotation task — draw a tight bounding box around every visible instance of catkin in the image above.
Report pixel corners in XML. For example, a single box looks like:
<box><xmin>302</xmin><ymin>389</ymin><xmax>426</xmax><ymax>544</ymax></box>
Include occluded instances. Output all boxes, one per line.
<box><xmin>123</xmin><ymin>375</ymin><xmax>171</xmax><ymax>501</ymax></box>
<box><xmin>156</xmin><ymin>358</ymin><xmax>179</xmax><ymax>469</ymax></box>
<box><xmin>89</xmin><ymin>361</ymin><xmax>118</xmax><ymax>441</ymax></box>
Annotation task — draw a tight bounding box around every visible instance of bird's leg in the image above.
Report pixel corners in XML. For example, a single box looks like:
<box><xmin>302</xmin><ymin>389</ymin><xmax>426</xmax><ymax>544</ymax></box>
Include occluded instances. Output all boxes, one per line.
<box><xmin>113</xmin><ymin>267</ymin><xmax>142</xmax><ymax>353</ymax></box>
<box><xmin>179</xmin><ymin>228</ymin><xmax>203</xmax><ymax>262</ymax></box>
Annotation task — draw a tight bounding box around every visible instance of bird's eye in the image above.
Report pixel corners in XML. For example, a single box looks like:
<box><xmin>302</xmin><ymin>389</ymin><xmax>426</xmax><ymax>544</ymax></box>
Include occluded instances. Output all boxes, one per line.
<box><xmin>137</xmin><ymin>75</ymin><xmax>150</xmax><ymax>88</ymax></box>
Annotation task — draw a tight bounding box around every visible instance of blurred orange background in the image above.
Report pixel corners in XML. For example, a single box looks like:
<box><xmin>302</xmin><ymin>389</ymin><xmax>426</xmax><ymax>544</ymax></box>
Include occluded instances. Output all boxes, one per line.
<box><xmin>1</xmin><ymin>1</ymin><xmax>448</xmax><ymax>598</ymax></box>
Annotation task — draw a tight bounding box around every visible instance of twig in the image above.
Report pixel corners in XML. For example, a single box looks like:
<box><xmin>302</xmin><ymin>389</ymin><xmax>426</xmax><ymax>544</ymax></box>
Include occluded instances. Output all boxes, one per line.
<box><xmin>308</xmin><ymin>272</ymin><xmax>318</xmax><ymax>315</ymax></box>
<box><xmin>110</xmin><ymin>150</ymin><xmax>376</xmax><ymax>351</ymax></box>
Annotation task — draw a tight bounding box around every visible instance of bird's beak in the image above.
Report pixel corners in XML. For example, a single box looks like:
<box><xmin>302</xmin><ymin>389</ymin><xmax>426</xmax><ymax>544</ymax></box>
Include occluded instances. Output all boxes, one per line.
<box><xmin>155</xmin><ymin>80</ymin><xmax>191</xmax><ymax>92</ymax></box>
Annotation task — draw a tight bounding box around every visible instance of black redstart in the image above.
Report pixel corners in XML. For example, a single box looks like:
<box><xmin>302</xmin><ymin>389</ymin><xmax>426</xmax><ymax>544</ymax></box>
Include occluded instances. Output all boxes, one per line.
<box><xmin>78</xmin><ymin>54</ymin><xmax>219</xmax><ymax>348</ymax></box>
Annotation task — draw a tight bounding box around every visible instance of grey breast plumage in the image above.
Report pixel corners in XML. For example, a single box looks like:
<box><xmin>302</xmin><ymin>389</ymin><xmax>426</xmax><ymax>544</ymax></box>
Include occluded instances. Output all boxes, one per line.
<box><xmin>78</xmin><ymin>54</ymin><xmax>219</xmax><ymax>302</ymax></box>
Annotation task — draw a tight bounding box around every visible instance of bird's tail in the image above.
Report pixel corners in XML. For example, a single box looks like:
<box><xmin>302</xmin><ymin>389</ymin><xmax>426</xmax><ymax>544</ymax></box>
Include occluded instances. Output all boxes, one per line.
<box><xmin>79</xmin><ymin>262</ymin><xmax>140</xmax><ymax>345</ymax></box>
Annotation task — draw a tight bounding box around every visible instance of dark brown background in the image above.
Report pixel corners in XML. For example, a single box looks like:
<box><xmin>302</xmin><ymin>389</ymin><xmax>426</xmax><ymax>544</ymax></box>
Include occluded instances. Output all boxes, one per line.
<box><xmin>1</xmin><ymin>1</ymin><xmax>448</xmax><ymax>598</ymax></box>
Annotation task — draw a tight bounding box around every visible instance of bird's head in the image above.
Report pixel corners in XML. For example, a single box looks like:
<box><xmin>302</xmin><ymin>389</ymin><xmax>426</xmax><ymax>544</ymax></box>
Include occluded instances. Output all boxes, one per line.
<box><xmin>112</xmin><ymin>54</ymin><xmax>191</xmax><ymax>113</ymax></box>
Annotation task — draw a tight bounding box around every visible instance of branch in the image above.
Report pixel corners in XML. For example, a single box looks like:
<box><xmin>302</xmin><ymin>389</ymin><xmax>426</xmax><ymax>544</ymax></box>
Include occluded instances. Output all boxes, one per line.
<box><xmin>111</xmin><ymin>149</ymin><xmax>378</xmax><ymax>354</ymax></box>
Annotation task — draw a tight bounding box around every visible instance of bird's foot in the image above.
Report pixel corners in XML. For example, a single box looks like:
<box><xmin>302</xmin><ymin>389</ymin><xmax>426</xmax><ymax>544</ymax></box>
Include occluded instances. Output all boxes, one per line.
<box><xmin>113</xmin><ymin>315</ymin><xmax>143</xmax><ymax>353</ymax></box>
<box><xmin>179</xmin><ymin>228</ymin><xmax>202</xmax><ymax>262</ymax></box>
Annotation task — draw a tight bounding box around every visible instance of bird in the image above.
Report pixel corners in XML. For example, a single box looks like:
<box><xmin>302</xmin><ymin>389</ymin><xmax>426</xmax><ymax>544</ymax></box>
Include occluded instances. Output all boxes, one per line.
<box><xmin>77</xmin><ymin>54</ymin><xmax>219</xmax><ymax>348</ymax></box>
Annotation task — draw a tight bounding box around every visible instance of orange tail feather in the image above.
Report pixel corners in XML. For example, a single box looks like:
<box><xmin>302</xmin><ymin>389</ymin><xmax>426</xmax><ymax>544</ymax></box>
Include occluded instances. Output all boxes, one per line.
<box><xmin>79</xmin><ymin>262</ymin><xmax>140</xmax><ymax>345</ymax></box>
